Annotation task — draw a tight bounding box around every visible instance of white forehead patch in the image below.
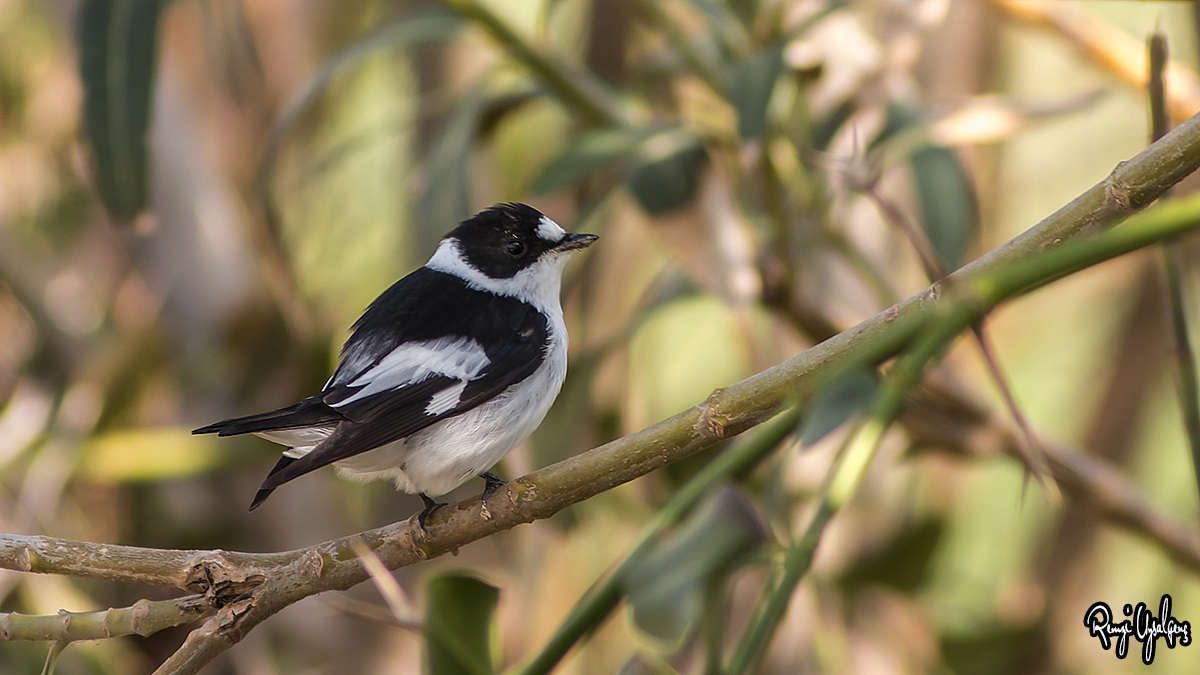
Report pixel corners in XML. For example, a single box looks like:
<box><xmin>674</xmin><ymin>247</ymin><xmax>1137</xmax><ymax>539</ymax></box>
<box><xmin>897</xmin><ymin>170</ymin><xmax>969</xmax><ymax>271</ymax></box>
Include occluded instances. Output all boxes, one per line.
<box><xmin>536</xmin><ymin>216</ymin><xmax>566</xmax><ymax>243</ymax></box>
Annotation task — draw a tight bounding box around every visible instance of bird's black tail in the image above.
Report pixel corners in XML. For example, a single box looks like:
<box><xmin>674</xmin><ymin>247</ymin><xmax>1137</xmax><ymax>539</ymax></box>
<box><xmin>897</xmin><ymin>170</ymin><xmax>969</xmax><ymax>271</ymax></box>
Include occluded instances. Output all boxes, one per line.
<box><xmin>194</xmin><ymin>397</ymin><xmax>344</xmax><ymax>510</ymax></box>
<box><xmin>248</xmin><ymin>456</ymin><xmax>298</xmax><ymax>510</ymax></box>
<box><xmin>192</xmin><ymin>398</ymin><xmax>341</xmax><ymax>437</ymax></box>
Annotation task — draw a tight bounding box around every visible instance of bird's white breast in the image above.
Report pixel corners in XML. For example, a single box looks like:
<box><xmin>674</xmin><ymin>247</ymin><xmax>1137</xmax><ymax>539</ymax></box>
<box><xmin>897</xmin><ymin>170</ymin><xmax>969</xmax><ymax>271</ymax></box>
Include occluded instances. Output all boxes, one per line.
<box><xmin>332</xmin><ymin>307</ymin><xmax>569</xmax><ymax>496</ymax></box>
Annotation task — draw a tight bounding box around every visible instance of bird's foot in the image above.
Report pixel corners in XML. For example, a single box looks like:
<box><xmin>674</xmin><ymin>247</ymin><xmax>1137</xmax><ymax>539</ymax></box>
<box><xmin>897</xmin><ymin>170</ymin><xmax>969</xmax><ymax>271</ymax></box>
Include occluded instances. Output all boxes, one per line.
<box><xmin>479</xmin><ymin>472</ymin><xmax>508</xmax><ymax>504</ymax></box>
<box><xmin>417</xmin><ymin>493</ymin><xmax>447</xmax><ymax>531</ymax></box>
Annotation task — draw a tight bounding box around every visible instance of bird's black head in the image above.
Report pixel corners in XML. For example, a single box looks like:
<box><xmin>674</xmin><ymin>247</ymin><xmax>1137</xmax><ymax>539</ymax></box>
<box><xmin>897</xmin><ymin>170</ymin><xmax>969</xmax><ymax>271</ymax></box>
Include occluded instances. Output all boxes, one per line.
<box><xmin>445</xmin><ymin>203</ymin><xmax>597</xmax><ymax>279</ymax></box>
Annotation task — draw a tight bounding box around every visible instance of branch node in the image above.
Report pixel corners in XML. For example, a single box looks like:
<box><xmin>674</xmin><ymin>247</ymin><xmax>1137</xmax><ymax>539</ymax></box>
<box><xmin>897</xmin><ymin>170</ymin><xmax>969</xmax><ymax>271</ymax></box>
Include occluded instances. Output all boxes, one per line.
<box><xmin>921</xmin><ymin>282</ymin><xmax>942</xmax><ymax>304</ymax></box>
<box><xmin>698</xmin><ymin>394</ymin><xmax>730</xmax><ymax>439</ymax></box>
<box><xmin>1104</xmin><ymin>171</ymin><xmax>1134</xmax><ymax>212</ymax></box>
<box><xmin>130</xmin><ymin>598</ymin><xmax>153</xmax><ymax>636</ymax></box>
<box><xmin>183</xmin><ymin>552</ymin><xmax>267</xmax><ymax>605</ymax></box>
<box><xmin>215</xmin><ymin>597</ymin><xmax>254</xmax><ymax>633</ymax></box>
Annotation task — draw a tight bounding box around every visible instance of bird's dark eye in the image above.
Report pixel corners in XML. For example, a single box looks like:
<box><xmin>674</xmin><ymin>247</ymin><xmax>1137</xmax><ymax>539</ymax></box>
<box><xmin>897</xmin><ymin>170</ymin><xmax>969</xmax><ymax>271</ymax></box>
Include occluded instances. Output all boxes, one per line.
<box><xmin>505</xmin><ymin>240</ymin><xmax>525</xmax><ymax>257</ymax></box>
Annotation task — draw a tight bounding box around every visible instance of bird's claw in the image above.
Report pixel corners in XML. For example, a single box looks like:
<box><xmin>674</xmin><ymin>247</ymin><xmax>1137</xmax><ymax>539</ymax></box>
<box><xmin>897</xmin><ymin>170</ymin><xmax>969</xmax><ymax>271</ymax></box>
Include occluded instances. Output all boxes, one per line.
<box><xmin>478</xmin><ymin>471</ymin><xmax>508</xmax><ymax>504</ymax></box>
<box><xmin>417</xmin><ymin>493</ymin><xmax>447</xmax><ymax>531</ymax></box>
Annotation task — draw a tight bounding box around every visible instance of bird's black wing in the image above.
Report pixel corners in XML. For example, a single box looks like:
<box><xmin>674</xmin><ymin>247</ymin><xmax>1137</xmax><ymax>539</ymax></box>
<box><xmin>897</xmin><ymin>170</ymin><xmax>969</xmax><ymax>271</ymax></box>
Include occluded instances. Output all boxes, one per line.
<box><xmin>254</xmin><ymin>270</ymin><xmax>550</xmax><ymax>491</ymax></box>
<box><xmin>192</xmin><ymin>268</ymin><xmax>524</xmax><ymax>438</ymax></box>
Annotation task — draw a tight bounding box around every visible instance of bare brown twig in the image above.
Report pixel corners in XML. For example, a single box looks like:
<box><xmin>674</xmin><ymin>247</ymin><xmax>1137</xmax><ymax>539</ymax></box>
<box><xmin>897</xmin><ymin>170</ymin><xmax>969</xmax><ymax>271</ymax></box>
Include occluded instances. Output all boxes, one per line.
<box><xmin>903</xmin><ymin>374</ymin><xmax>1200</xmax><ymax>571</ymax></box>
<box><xmin>859</xmin><ymin>182</ymin><xmax>1051</xmax><ymax>480</ymax></box>
<box><xmin>1149</xmin><ymin>31</ymin><xmax>1200</xmax><ymax>511</ymax></box>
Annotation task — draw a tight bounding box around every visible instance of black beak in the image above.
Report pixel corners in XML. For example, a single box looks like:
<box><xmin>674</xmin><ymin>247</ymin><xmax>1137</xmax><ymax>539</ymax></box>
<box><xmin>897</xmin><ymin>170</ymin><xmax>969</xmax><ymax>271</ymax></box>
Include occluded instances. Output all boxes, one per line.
<box><xmin>555</xmin><ymin>233</ymin><xmax>599</xmax><ymax>252</ymax></box>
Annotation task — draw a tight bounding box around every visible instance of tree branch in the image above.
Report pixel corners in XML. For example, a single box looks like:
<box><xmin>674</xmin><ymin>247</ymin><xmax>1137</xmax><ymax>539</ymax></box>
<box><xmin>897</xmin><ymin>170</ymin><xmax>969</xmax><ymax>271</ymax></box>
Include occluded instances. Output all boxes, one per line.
<box><xmin>0</xmin><ymin>596</ymin><xmax>214</xmax><ymax>643</ymax></box>
<box><xmin>0</xmin><ymin>535</ymin><xmax>301</xmax><ymax>593</ymax></box>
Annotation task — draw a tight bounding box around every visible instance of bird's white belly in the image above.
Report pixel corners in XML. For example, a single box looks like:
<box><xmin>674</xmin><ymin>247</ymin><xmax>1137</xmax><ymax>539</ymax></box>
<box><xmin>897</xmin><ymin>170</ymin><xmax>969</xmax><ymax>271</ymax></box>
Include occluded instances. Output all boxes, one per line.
<box><xmin>333</xmin><ymin>342</ymin><xmax>567</xmax><ymax>496</ymax></box>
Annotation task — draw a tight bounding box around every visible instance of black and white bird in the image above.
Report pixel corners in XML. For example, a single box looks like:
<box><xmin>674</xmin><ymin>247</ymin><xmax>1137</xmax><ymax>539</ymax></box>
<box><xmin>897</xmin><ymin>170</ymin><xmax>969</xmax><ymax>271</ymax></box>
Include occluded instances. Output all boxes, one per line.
<box><xmin>194</xmin><ymin>203</ymin><xmax>597</xmax><ymax>526</ymax></box>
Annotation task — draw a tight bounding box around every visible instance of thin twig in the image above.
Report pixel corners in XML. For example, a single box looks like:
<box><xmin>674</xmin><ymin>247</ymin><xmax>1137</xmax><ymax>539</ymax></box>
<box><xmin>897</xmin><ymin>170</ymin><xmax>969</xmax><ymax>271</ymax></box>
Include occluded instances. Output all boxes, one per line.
<box><xmin>322</xmin><ymin>596</ymin><xmax>421</xmax><ymax>632</ymax></box>
<box><xmin>349</xmin><ymin>537</ymin><xmax>416</xmax><ymax>624</ymax></box>
<box><xmin>1149</xmin><ymin>31</ymin><xmax>1200</xmax><ymax>509</ymax></box>
<box><xmin>865</xmin><ymin>185</ymin><xmax>946</xmax><ymax>280</ymax></box>
<box><xmin>860</xmin><ymin>184</ymin><xmax>1051</xmax><ymax>480</ymax></box>
<box><xmin>902</xmin><ymin>373</ymin><xmax>1200</xmax><ymax>572</ymax></box>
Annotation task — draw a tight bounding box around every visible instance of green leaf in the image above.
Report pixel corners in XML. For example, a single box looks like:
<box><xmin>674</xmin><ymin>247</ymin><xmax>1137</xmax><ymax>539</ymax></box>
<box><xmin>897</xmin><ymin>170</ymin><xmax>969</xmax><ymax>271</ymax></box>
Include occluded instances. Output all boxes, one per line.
<box><xmin>278</xmin><ymin>49</ymin><xmax>417</xmax><ymax>329</ymax></box>
<box><xmin>491</xmin><ymin>99</ymin><xmax>571</xmax><ymax>199</ymax></box>
<box><xmin>625</xmin><ymin>131</ymin><xmax>708</xmax><ymax>215</ymax></box>
<box><xmin>254</xmin><ymin>10</ymin><xmax>463</xmax><ymax>199</ymax></box>
<box><xmin>912</xmin><ymin>144</ymin><xmax>976</xmax><ymax>271</ymax></box>
<box><xmin>838</xmin><ymin>518</ymin><xmax>944</xmax><ymax>594</ymax></box>
<box><xmin>532</xmin><ymin>125</ymin><xmax>663</xmax><ymax>195</ymax></box>
<box><xmin>418</xmin><ymin>77</ymin><xmax>488</xmax><ymax>255</ymax></box>
<box><xmin>728</xmin><ymin>45</ymin><xmax>784</xmax><ymax>140</ymax></box>
<box><xmin>425</xmin><ymin>574</ymin><xmax>499</xmax><ymax>675</ymax></box>
<box><xmin>624</xmin><ymin>487</ymin><xmax>766</xmax><ymax>644</ymax></box>
<box><xmin>78</xmin><ymin>0</ymin><xmax>166</xmax><ymax>220</ymax></box>
<box><xmin>941</xmin><ymin>622</ymin><xmax>1047</xmax><ymax>675</ymax></box>
<box><xmin>798</xmin><ymin>369</ymin><xmax>879</xmax><ymax>446</ymax></box>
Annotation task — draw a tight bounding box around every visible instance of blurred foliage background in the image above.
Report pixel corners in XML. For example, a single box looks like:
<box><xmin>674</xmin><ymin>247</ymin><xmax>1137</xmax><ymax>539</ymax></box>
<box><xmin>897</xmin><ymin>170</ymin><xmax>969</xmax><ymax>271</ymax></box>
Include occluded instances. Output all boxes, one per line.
<box><xmin>3</xmin><ymin>0</ymin><xmax>1200</xmax><ymax>673</ymax></box>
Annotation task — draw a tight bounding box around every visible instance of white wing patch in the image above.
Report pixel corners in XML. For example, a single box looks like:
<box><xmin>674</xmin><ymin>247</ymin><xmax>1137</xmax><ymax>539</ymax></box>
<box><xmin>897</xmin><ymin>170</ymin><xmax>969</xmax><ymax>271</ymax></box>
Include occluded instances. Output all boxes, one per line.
<box><xmin>254</xmin><ymin>427</ymin><xmax>335</xmax><ymax>457</ymax></box>
<box><xmin>537</xmin><ymin>216</ymin><xmax>566</xmax><ymax>242</ymax></box>
<box><xmin>425</xmin><ymin>380</ymin><xmax>469</xmax><ymax>415</ymax></box>
<box><xmin>331</xmin><ymin>337</ymin><xmax>490</xmax><ymax>408</ymax></box>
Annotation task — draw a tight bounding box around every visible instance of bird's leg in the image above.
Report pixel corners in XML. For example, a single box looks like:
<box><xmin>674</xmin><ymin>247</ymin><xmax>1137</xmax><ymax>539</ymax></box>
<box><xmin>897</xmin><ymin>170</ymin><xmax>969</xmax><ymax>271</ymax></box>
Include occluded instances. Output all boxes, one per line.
<box><xmin>479</xmin><ymin>471</ymin><xmax>508</xmax><ymax>504</ymax></box>
<box><xmin>417</xmin><ymin>492</ymin><xmax>447</xmax><ymax>530</ymax></box>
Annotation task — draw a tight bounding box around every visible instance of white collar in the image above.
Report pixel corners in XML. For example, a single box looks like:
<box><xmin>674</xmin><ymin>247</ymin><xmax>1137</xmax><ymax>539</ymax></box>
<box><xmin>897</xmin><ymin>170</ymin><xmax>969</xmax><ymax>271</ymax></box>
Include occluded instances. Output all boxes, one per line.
<box><xmin>425</xmin><ymin>239</ymin><xmax>569</xmax><ymax>317</ymax></box>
